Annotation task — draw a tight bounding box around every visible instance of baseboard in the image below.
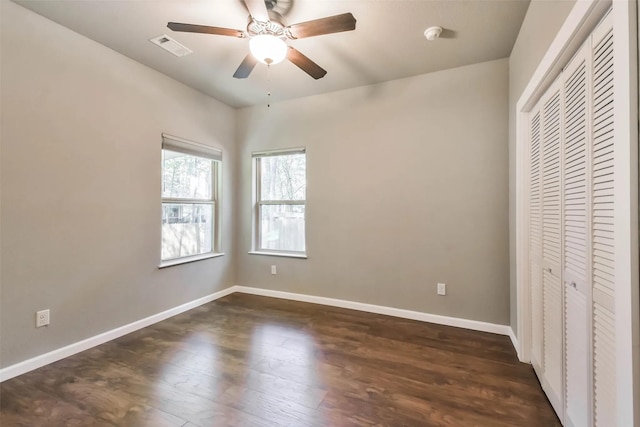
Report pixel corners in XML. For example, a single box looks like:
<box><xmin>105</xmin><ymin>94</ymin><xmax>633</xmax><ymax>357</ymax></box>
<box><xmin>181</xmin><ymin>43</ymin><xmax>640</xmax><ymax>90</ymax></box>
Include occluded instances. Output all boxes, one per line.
<box><xmin>233</xmin><ymin>286</ymin><xmax>512</xmax><ymax>336</ymax></box>
<box><xmin>508</xmin><ymin>327</ymin><xmax>521</xmax><ymax>360</ymax></box>
<box><xmin>0</xmin><ymin>286</ymin><xmax>235</xmax><ymax>382</ymax></box>
<box><xmin>1</xmin><ymin>285</ymin><xmax>516</xmax><ymax>382</ymax></box>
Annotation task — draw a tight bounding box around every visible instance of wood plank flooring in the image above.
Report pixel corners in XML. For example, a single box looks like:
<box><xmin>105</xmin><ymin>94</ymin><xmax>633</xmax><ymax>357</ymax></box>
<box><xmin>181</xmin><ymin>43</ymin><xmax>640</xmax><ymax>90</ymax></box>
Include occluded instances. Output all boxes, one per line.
<box><xmin>1</xmin><ymin>293</ymin><xmax>561</xmax><ymax>426</ymax></box>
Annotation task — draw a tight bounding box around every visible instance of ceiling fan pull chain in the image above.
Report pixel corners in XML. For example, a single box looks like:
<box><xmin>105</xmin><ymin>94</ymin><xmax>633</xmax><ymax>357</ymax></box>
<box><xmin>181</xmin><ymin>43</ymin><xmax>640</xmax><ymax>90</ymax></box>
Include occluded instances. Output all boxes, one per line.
<box><xmin>267</xmin><ymin>63</ymin><xmax>271</xmax><ymax>108</ymax></box>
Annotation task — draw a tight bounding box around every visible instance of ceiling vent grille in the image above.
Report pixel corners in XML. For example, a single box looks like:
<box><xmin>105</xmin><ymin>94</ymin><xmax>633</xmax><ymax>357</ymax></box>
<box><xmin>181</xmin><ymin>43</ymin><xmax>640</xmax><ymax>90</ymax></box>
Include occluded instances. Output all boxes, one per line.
<box><xmin>149</xmin><ymin>34</ymin><xmax>193</xmax><ymax>57</ymax></box>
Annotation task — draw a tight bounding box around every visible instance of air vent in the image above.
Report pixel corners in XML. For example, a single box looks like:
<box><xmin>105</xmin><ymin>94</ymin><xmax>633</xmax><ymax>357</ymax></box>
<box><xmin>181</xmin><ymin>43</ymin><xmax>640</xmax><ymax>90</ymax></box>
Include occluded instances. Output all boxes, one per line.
<box><xmin>149</xmin><ymin>34</ymin><xmax>193</xmax><ymax>57</ymax></box>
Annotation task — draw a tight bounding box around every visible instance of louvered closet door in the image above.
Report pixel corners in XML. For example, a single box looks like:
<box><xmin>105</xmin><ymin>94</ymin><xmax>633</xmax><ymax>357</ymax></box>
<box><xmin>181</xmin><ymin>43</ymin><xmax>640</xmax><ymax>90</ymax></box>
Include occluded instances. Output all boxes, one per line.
<box><xmin>525</xmin><ymin>8</ymin><xmax>626</xmax><ymax>426</ymax></box>
<box><xmin>562</xmin><ymin>41</ymin><xmax>591</xmax><ymax>427</ymax></box>
<box><xmin>590</xmin><ymin>13</ymin><xmax>616</xmax><ymax>427</ymax></box>
<box><xmin>529</xmin><ymin>108</ymin><xmax>544</xmax><ymax>374</ymax></box>
<box><xmin>540</xmin><ymin>79</ymin><xmax>564</xmax><ymax>415</ymax></box>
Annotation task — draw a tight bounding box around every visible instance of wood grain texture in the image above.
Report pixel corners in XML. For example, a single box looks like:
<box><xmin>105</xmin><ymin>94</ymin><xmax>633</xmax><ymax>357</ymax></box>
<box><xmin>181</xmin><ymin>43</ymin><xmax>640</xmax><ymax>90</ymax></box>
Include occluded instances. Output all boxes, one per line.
<box><xmin>167</xmin><ymin>22</ymin><xmax>244</xmax><ymax>38</ymax></box>
<box><xmin>287</xmin><ymin>47</ymin><xmax>327</xmax><ymax>80</ymax></box>
<box><xmin>286</xmin><ymin>13</ymin><xmax>357</xmax><ymax>39</ymax></box>
<box><xmin>0</xmin><ymin>293</ymin><xmax>560</xmax><ymax>426</ymax></box>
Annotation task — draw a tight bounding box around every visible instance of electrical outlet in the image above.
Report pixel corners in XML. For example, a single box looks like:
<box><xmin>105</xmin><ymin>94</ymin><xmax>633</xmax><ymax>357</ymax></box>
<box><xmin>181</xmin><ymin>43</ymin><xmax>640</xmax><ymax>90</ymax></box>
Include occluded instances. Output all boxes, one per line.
<box><xmin>437</xmin><ymin>283</ymin><xmax>446</xmax><ymax>296</ymax></box>
<box><xmin>271</xmin><ymin>265</ymin><xmax>277</xmax><ymax>275</ymax></box>
<box><xmin>36</xmin><ymin>309</ymin><xmax>50</xmax><ymax>327</ymax></box>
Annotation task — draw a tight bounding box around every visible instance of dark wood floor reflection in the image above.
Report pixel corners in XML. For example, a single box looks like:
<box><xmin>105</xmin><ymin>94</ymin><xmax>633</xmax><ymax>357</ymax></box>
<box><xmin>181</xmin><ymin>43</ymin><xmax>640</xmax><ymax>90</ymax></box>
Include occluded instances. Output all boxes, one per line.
<box><xmin>1</xmin><ymin>293</ymin><xmax>560</xmax><ymax>426</ymax></box>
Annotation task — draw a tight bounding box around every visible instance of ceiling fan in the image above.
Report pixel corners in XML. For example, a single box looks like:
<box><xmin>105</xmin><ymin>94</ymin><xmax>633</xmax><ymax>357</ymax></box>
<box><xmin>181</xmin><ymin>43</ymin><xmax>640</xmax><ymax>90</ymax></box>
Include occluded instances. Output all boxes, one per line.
<box><xmin>167</xmin><ymin>0</ymin><xmax>356</xmax><ymax>80</ymax></box>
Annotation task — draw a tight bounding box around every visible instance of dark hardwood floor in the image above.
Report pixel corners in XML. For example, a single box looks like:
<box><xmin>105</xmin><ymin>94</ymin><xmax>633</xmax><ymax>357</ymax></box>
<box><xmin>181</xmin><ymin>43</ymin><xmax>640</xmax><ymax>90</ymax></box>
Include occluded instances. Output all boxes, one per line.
<box><xmin>1</xmin><ymin>293</ymin><xmax>560</xmax><ymax>426</ymax></box>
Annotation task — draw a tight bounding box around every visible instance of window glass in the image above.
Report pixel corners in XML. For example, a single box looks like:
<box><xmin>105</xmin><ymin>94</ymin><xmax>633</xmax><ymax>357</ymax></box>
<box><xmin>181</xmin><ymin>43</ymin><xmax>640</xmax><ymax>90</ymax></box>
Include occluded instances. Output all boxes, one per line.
<box><xmin>162</xmin><ymin>203</ymin><xmax>213</xmax><ymax>260</ymax></box>
<box><xmin>259</xmin><ymin>154</ymin><xmax>306</xmax><ymax>201</ymax></box>
<box><xmin>260</xmin><ymin>204</ymin><xmax>305</xmax><ymax>252</ymax></box>
<box><xmin>162</xmin><ymin>150</ymin><xmax>212</xmax><ymax>200</ymax></box>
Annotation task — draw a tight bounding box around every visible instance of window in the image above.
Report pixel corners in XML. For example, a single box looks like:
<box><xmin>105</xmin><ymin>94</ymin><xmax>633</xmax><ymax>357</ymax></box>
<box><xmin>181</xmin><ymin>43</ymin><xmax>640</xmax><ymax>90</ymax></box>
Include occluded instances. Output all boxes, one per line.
<box><xmin>253</xmin><ymin>148</ymin><xmax>306</xmax><ymax>256</ymax></box>
<box><xmin>161</xmin><ymin>134</ymin><xmax>222</xmax><ymax>264</ymax></box>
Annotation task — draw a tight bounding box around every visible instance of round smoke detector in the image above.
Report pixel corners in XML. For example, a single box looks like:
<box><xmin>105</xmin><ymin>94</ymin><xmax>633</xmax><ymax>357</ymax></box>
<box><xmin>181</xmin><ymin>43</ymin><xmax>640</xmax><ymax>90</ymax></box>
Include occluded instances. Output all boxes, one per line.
<box><xmin>424</xmin><ymin>26</ymin><xmax>442</xmax><ymax>41</ymax></box>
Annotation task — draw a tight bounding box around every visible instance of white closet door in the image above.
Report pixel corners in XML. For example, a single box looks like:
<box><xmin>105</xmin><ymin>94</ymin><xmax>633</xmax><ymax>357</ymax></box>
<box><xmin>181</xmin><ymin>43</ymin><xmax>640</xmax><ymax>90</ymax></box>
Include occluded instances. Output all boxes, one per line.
<box><xmin>540</xmin><ymin>79</ymin><xmax>564</xmax><ymax>415</ymax></box>
<box><xmin>524</xmin><ymin>7</ymin><xmax>634</xmax><ymax>426</ymax></box>
<box><xmin>529</xmin><ymin>109</ymin><xmax>544</xmax><ymax>373</ymax></box>
<box><xmin>590</xmin><ymin>13</ymin><xmax>616</xmax><ymax>427</ymax></box>
<box><xmin>562</xmin><ymin>41</ymin><xmax>591</xmax><ymax>427</ymax></box>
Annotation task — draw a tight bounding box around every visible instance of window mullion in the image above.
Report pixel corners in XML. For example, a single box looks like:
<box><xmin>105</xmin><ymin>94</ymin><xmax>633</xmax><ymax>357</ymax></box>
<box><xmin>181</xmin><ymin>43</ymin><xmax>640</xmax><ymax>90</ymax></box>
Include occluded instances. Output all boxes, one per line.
<box><xmin>162</xmin><ymin>198</ymin><xmax>214</xmax><ymax>204</ymax></box>
<box><xmin>259</xmin><ymin>200</ymin><xmax>305</xmax><ymax>205</ymax></box>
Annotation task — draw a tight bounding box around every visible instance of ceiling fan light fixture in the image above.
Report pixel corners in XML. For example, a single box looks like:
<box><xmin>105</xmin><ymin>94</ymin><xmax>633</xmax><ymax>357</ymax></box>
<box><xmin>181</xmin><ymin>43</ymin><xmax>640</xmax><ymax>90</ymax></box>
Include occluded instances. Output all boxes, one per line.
<box><xmin>249</xmin><ymin>34</ymin><xmax>287</xmax><ymax>65</ymax></box>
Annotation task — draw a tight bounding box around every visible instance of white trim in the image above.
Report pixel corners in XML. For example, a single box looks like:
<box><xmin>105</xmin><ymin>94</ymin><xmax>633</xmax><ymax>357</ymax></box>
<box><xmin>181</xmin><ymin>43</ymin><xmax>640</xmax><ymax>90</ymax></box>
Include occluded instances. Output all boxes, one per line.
<box><xmin>517</xmin><ymin>0</ymin><xmax>612</xmax><ymax>112</ymax></box>
<box><xmin>611</xmin><ymin>1</ymin><xmax>639</xmax><ymax>423</ymax></box>
<box><xmin>247</xmin><ymin>251</ymin><xmax>307</xmax><ymax>259</ymax></box>
<box><xmin>233</xmin><ymin>286</ymin><xmax>512</xmax><ymax>336</ymax></box>
<box><xmin>515</xmin><ymin>0</ymin><xmax>611</xmax><ymax>363</ymax></box>
<box><xmin>251</xmin><ymin>147</ymin><xmax>305</xmax><ymax>157</ymax></box>
<box><xmin>159</xmin><ymin>252</ymin><xmax>224</xmax><ymax>268</ymax></box>
<box><xmin>0</xmin><ymin>287</ymin><xmax>235</xmax><ymax>382</ymax></box>
<box><xmin>508</xmin><ymin>327</ymin><xmax>521</xmax><ymax>360</ymax></box>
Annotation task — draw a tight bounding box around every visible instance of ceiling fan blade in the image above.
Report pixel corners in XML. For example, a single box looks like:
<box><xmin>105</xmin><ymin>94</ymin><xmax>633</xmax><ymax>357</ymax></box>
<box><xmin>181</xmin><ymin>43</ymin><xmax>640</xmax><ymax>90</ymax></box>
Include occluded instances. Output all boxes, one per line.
<box><xmin>167</xmin><ymin>22</ymin><xmax>245</xmax><ymax>38</ymax></box>
<box><xmin>243</xmin><ymin>0</ymin><xmax>270</xmax><ymax>22</ymax></box>
<box><xmin>286</xmin><ymin>12</ymin><xmax>356</xmax><ymax>39</ymax></box>
<box><xmin>233</xmin><ymin>54</ymin><xmax>258</xmax><ymax>79</ymax></box>
<box><xmin>287</xmin><ymin>46</ymin><xmax>327</xmax><ymax>79</ymax></box>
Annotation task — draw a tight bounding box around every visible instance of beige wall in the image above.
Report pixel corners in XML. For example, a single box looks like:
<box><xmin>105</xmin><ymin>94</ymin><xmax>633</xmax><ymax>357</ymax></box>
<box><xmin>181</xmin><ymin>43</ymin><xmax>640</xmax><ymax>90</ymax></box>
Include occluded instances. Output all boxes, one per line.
<box><xmin>508</xmin><ymin>0</ymin><xmax>576</xmax><ymax>333</ymax></box>
<box><xmin>237</xmin><ymin>58</ymin><xmax>510</xmax><ymax>325</ymax></box>
<box><xmin>0</xmin><ymin>2</ymin><xmax>236</xmax><ymax>367</ymax></box>
<box><xmin>2</xmin><ymin>0</ymin><xmax>573</xmax><ymax>369</ymax></box>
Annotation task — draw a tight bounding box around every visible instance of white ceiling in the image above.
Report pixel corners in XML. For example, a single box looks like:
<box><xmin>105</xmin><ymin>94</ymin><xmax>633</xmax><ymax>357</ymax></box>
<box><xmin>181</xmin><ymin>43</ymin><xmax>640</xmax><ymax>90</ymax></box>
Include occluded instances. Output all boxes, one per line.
<box><xmin>14</xmin><ymin>0</ymin><xmax>530</xmax><ymax>108</ymax></box>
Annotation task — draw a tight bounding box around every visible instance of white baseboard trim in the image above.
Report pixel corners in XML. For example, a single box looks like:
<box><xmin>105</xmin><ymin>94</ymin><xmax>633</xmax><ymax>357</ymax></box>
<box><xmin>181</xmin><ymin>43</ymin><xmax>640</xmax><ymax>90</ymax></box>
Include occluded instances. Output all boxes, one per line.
<box><xmin>233</xmin><ymin>286</ymin><xmax>512</xmax><ymax>336</ymax></box>
<box><xmin>508</xmin><ymin>327</ymin><xmax>521</xmax><ymax>360</ymax></box>
<box><xmin>1</xmin><ymin>285</ymin><xmax>517</xmax><ymax>382</ymax></box>
<box><xmin>0</xmin><ymin>286</ymin><xmax>235</xmax><ymax>382</ymax></box>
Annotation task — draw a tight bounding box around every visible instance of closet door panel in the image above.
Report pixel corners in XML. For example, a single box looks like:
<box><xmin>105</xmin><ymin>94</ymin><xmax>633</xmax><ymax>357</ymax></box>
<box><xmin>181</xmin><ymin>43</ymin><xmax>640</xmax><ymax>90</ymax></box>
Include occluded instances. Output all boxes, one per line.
<box><xmin>540</xmin><ymin>82</ymin><xmax>564</xmax><ymax>414</ymax></box>
<box><xmin>565</xmin><ymin>289</ymin><xmax>589</xmax><ymax>426</ymax></box>
<box><xmin>590</xmin><ymin>14</ymin><xmax>616</xmax><ymax>427</ymax></box>
<box><xmin>543</xmin><ymin>267</ymin><xmax>564</xmax><ymax>410</ymax></box>
<box><xmin>529</xmin><ymin>109</ymin><xmax>544</xmax><ymax>372</ymax></box>
<box><xmin>562</xmin><ymin>42</ymin><xmax>591</xmax><ymax>427</ymax></box>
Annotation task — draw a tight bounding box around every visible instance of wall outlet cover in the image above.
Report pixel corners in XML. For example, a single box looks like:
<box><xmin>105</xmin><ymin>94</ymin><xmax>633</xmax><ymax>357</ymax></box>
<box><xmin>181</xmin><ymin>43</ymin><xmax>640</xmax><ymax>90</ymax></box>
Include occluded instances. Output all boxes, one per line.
<box><xmin>36</xmin><ymin>309</ymin><xmax>50</xmax><ymax>327</ymax></box>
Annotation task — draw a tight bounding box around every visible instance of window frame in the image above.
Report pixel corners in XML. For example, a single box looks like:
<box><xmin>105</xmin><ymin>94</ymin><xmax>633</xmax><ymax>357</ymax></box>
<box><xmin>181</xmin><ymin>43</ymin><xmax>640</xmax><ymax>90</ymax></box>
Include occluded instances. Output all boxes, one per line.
<box><xmin>160</xmin><ymin>134</ymin><xmax>223</xmax><ymax>267</ymax></box>
<box><xmin>251</xmin><ymin>147</ymin><xmax>307</xmax><ymax>258</ymax></box>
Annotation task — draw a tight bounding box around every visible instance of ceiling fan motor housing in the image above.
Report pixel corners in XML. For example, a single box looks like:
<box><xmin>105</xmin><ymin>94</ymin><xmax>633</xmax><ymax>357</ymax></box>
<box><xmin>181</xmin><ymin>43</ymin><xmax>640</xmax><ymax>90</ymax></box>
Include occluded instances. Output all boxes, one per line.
<box><xmin>246</xmin><ymin>15</ymin><xmax>288</xmax><ymax>64</ymax></box>
<box><xmin>247</xmin><ymin>18</ymin><xmax>285</xmax><ymax>38</ymax></box>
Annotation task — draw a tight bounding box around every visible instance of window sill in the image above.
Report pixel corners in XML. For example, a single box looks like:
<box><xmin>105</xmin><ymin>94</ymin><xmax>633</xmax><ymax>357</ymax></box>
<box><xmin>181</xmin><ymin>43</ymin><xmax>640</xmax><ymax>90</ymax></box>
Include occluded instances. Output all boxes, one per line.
<box><xmin>159</xmin><ymin>252</ymin><xmax>224</xmax><ymax>269</ymax></box>
<box><xmin>248</xmin><ymin>251</ymin><xmax>308</xmax><ymax>259</ymax></box>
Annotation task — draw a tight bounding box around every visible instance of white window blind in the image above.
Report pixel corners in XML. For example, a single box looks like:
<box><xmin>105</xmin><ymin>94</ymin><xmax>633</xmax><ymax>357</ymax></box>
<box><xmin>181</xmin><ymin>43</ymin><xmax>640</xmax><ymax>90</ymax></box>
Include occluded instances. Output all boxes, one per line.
<box><xmin>252</xmin><ymin>147</ymin><xmax>305</xmax><ymax>158</ymax></box>
<box><xmin>162</xmin><ymin>133</ymin><xmax>222</xmax><ymax>161</ymax></box>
